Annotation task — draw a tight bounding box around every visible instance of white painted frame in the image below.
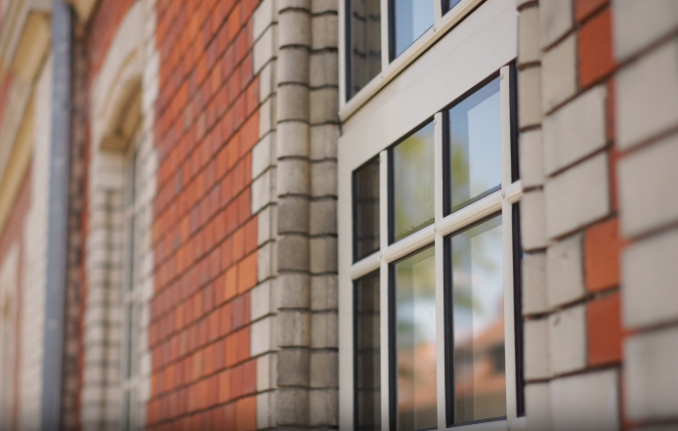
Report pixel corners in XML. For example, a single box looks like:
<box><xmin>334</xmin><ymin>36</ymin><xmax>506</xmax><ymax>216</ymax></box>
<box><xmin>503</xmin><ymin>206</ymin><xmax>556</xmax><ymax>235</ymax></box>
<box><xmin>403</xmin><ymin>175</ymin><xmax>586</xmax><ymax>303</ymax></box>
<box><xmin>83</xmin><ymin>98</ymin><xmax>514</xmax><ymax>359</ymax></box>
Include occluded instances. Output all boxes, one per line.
<box><xmin>339</xmin><ymin>0</ymin><xmax>489</xmax><ymax>122</ymax></box>
<box><xmin>337</xmin><ymin>1</ymin><xmax>521</xmax><ymax>430</ymax></box>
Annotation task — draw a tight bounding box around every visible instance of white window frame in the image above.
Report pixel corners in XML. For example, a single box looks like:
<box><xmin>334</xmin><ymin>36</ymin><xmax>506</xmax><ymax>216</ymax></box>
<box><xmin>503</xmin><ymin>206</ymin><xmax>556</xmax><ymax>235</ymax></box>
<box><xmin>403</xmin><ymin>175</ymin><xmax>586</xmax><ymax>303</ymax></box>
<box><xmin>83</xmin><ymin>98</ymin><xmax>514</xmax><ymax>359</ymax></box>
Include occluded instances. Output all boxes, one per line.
<box><xmin>337</xmin><ymin>1</ymin><xmax>523</xmax><ymax>430</ymax></box>
<box><xmin>339</xmin><ymin>0</ymin><xmax>489</xmax><ymax>121</ymax></box>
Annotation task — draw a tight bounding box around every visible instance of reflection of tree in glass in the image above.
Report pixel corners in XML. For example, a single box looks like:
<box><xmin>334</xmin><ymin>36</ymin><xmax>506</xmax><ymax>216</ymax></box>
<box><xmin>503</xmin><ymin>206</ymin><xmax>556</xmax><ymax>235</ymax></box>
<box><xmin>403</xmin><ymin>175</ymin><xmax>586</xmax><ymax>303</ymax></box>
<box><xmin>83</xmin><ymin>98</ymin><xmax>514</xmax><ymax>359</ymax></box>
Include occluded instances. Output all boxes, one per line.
<box><xmin>394</xmin><ymin>123</ymin><xmax>435</xmax><ymax>240</ymax></box>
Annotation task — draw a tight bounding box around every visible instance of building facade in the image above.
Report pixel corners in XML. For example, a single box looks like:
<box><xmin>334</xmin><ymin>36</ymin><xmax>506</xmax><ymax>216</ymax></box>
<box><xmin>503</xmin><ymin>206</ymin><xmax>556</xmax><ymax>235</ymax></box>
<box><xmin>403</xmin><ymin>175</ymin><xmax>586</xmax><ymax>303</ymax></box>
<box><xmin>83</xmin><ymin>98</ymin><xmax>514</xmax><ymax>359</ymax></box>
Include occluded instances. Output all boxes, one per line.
<box><xmin>0</xmin><ymin>0</ymin><xmax>675</xmax><ymax>430</ymax></box>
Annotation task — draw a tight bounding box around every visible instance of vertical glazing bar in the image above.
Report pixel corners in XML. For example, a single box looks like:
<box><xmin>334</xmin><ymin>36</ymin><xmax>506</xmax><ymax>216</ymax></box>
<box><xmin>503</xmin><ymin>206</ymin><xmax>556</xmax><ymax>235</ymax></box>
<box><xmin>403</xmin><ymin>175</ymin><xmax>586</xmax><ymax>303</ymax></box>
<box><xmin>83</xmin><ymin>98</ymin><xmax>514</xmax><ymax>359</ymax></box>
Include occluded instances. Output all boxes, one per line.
<box><xmin>433</xmin><ymin>112</ymin><xmax>447</xmax><ymax>429</ymax></box>
<box><xmin>379</xmin><ymin>150</ymin><xmax>390</xmax><ymax>431</ymax></box>
<box><xmin>499</xmin><ymin>64</ymin><xmax>519</xmax><ymax>426</ymax></box>
<box><xmin>500</xmin><ymin>65</ymin><xmax>513</xmax><ymax>191</ymax></box>
<box><xmin>434</xmin><ymin>0</ymin><xmax>444</xmax><ymax>34</ymax></box>
<box><xmin>339</xmin><ymin>0</ymin><xmax>347</xmax><ymax>110</ymax></box>
<box><xmin>380</xmin><ymin>0</ymin><xmax>390</xmax><ymax>69</ymax></box>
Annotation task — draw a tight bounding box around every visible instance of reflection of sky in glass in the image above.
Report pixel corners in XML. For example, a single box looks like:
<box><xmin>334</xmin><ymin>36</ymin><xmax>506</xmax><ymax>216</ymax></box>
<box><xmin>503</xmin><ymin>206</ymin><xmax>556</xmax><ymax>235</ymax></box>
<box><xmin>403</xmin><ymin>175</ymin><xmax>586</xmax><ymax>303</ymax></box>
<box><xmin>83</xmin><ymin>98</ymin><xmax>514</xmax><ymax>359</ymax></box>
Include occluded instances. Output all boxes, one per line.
<box><xmin>394</xmin><ymin>0</ymin><xmax>434</xmax><ymax>56</ymax></box>
<box><xmin>393</xmin><ymin>122</ymin><xmax>435</xmax><ymax>242</ymax></box>
<box><xmin>449</xmin><ymin>78</ymin><xmax>502</xmax><ymax>211</ymax></box>
<box><xmin>395</xmin><ymin>247</ymin><xmax>437</xmax><ymax>431</ymax></box>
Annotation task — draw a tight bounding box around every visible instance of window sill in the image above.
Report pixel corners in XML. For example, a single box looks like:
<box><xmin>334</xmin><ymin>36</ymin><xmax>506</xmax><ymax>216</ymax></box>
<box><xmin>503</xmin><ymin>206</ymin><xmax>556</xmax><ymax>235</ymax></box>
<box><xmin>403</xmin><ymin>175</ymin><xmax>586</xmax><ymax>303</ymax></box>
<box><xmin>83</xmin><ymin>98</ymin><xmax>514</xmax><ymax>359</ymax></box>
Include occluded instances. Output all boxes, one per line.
<box><xmin>339</xmin><ymin>0</ymin><xmax>486</xmax><ymax>123</ymax></box>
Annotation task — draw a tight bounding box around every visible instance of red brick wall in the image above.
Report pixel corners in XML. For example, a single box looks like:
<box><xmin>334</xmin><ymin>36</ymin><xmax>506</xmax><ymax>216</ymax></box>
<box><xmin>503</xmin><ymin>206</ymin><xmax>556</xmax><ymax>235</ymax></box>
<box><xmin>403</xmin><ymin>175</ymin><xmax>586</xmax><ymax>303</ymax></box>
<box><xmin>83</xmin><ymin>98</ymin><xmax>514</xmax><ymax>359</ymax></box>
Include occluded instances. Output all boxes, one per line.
<box><xmin>0</xmin><ymin>166</ymin><xmax>31</xmax><ymax>431</ymax></box>
<box><xmin>148</xmin><ymin>0</ymin><xmax>262</xmax><ymax>428</ymax></box>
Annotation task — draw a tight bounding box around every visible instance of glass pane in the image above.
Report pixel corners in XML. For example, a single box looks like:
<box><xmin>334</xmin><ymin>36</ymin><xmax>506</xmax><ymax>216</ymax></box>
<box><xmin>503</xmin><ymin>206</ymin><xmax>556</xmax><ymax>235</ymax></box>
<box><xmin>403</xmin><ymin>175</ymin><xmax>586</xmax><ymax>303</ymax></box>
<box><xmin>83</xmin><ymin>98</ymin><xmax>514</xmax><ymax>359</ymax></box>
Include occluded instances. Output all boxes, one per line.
<box><xmin>450</xmin><ymin>216</ymin><xmax>506</xmax><ymax>424</ymax></box>
<box><xmin>393</xmin><ymin>0</ymin><xmax>434</xmax><ymax>57</ymax></box>
<box><xmin>394</xmin><ymin>247</ymin><xmax>436</xmax><ymax>431</ymax></box>
<box><xmin>355</xmin><ymin>272</ymin><xmax>382</xmax><ymax>431</ymax></box>
<box><xmin>443</xmin><ymin>0</ymin><xmax>463</xmax><ymax>13</ymax></box>
<box><xmin>448</xmin><ymin>77</ymin><xmax>502</xmax><ymax>212</ymax></box>
<box><xmin>392</xmin><ymin>122</ymin><xmax>435</xmax><ymax>242</ymax></box>
<box><xmin>348</xmin><ymin>0</ymin><xmax>382</xmax><ymax>98</ymax></box>
<box><xmin>354</xmin><ymin>157</ymin><xmax>381</xmax><ymax>260</ymax></box>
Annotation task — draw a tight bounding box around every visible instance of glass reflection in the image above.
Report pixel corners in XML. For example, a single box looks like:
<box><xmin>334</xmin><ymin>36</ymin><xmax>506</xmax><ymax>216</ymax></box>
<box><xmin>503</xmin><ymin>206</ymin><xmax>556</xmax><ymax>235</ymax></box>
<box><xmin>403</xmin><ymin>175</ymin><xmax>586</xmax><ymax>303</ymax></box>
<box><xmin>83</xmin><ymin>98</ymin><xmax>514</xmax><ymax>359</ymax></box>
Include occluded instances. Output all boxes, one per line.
<box><xmin>393</xmin><ymin>0</ymin><xmax>434</xmax><ymax>57</ymax></box>
<box><xmin>349</xmin><ymin>0</ymin><xmax>382</xmax><ymax>98</ymax></box>
<box><xmin>448</xmin><ymin>77</ymin><xmax>502</xmax><ymax>212</ymax></box>
<box><xmin>394</xmin><ymin>247</ymin><xmax>436</xmax><ymax>431</ymax></box>
<box><xmin>355</xmin><ymin>272</ymin><xmax>382</xmax><ymax>431</ymax></box>
<box><xmin>444</xmin><ymin>0</ymin><xmax>463</xmax><ymax>13</ymax></box>
<box><xmin>450</xmin><ymin>216</ymin><xmax>506</xmax><ymax>424</ymax></box>
<box><xmin>354</xmin><ymin>157</ymin><xmax>381</xmax><ymax>260</ymax></box>
<box><xmin>393</xmin><ymin>122</ymin><xmax>435</xmax><ymax>242</ymax></box>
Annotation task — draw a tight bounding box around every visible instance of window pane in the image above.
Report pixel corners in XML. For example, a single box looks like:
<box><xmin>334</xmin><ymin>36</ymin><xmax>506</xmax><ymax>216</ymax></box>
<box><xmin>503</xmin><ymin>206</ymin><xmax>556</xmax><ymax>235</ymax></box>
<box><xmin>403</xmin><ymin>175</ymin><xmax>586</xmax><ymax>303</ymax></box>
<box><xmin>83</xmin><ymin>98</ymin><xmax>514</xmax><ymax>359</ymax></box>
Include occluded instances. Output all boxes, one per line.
<box><xmin>355</xmin><ymin>272</ymin><xmax>382</xmax><ymax>431</ymax></box>
<box><xmin>348</xmin><ymin>0</ymin><xmax>382</xmax><ymax>98</ymax></box>
<box><xmin>450</xmin><ymin>216</ymin><xmax>506</xmax><ymax>424</ymax></box>
<box><xmin>393</xmin><ymin>0</ymin><xmax>434</xmax><ymax>57</ymax></box>
<box><xmin>443</xmin><ymin>0</ymin><xmax>463</xmax><ymax>13</ymax></box>
<box><xmin>394</xmin><ymin>247</ymin><xmax>436</xmax><ymax>431</ymax></box>
<box><xmin>448</xmin><ymin>77</ymin><xmax>502</xmax><ymax>212</ymax></box>
<box><xmin>392</xmin><ymin>122</ymin><xmax>435</xmax><ymax>242</ymax></box>
<box><xmin>354</xmin><ymin>157</ymin><xmax>381</xmax><ymax>260</ymax></box>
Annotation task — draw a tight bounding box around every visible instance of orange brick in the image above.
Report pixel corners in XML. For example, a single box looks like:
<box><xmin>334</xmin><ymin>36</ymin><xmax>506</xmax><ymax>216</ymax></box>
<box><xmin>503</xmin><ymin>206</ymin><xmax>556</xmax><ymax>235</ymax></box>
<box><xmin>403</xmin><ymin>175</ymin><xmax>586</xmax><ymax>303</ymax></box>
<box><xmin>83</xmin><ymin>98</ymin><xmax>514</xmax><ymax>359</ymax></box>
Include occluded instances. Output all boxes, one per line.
<box><xmin>232</xmin><ymin>226</ymin><xmax>245</xmax><ymax>263</ymax></box>
<box><xmin>218</xmin><ymin>369</ymin><xmax>231</xmax><ymax>403</ymax></box>
<box><xmin>224</xmin><ymin>333</ymin><xmax>237</xmax><ymax>367</ymax></box>
<box><xmin>578</xmin><ymin>8</ymin><xmax>615</xmax><ymax>88</ymax></box>
<box><xmin>236</xmin><ymin>327</ymin><xmax>250</xmax><ymax>363</ymax></box>
<box><xmin>224</xmin><ymin>265</ymin><xmax>238</xmax><ymax>301</ymax></box>
<box><xmin>587</xmin><ymin>292</ymin><xmax>622</xmax><ymax>366</ymax></box>
<box><xmin>243</xmin><ymin>217</ymin><xmax>258</xmax><ymax>255</ymax></box>
<box><xmin>242</xmin><ymin>359</ymin><xmax>256</xmax><ymax>396</ymax></box>
<box><xmin>235</xmin><ymin>397</ymin><xmax>257</xmax><ymax>431</ymax></box>
<box><xmin>237</xmin><ymin>252</ymin><xmax>257</xmax><ymax>294</ymax></box>
<box><xmin>585</xmin><ymin>218</ymin><xmax>621</xmax><ymax>292</ymax></box>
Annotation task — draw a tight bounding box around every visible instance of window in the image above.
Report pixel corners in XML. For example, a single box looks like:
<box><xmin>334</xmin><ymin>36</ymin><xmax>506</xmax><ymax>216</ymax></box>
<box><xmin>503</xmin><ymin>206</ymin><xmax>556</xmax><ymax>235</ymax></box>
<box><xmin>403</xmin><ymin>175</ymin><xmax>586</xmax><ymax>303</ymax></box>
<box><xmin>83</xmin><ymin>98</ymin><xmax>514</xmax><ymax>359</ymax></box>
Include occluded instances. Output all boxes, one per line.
<box><xmin>338</xmin><ymin>2</ymin><xmax>520</xmax><ymax>428</ymax></box>
<box><xmin>346</xmin><ymin>66</ymin><xmax>523</xmax><ymax>431</ymax></box>
<box><xmin>121</xmin><ymin>128</ymin><xmax>144</xmax><ymax>431</ymax></box>
<box><xmin>342</xmin><ymin>0</ymin><xmax>490</xmax><ymax>106</ymax></box>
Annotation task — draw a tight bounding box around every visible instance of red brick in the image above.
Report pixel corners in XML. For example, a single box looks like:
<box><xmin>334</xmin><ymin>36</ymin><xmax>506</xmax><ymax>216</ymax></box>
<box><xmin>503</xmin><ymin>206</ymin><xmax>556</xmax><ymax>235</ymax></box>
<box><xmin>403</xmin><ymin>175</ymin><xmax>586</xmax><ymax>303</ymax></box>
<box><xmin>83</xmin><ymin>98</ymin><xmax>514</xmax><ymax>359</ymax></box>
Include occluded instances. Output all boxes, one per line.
<box><xmin>235</xmin><ymin>396</ymin><xmax>257</xmax><ymax>431</ymax></box>
<box><xmin>224</xmin><ymin>265</ymin><xmax>238</xmax><ymax>301</ymax></box>
<box><xmin>235</xmin><ymin>327</ymin><xmax>250</xmax><ymax>363</ymax></box>
<box><xmin>243</xmin><ymin>217</ymin><xmax>258</xmax><ymax>255</ymax></box>
<box><xmin>242</xmin><ymin>359</ymin><xmax>256</xmax><ymax>396</ymax></box>
<box><xmin>224</xmin><ymin>333</ymin><xmax>238</xmax><ymax>367</ymax></box>
<box><xmin>578</xmin><ymin>8</ymin><xmax>615</xmax><ymax>88</ymax></box>
<box><xmin>585</xmin><ymin>218</ymin><xmax>621</xmax><ymax>292</ymax></box>
<box><xmin>218</xmin><ymin>369</ymin><xmax>231</xmax><ymax>403</ymax></box>
<box><xmin>237</xmin><ymin>252</ymin><xmax>257</xmax><ymax>294</ymax></box>
<box><xmin>587</xmin><ymin>292</ymin><xmax>622</xmax><ymax>366</ymax></box>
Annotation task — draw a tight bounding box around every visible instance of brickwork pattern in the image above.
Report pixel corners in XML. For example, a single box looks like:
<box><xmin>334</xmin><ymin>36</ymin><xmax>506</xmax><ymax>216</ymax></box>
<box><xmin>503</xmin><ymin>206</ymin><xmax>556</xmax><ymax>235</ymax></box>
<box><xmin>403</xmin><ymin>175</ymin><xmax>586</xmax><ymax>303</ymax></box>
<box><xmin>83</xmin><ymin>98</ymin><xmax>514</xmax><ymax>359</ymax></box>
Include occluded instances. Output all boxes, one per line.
<box><xmin>147</xmin><ymin>0</ymin><xmax>262</xmax><ymax>427</ymax></box>
<box><xmin>517</xmin><ymin>0</ymin><xmax>624</xmax><ymax>429</ymax></box>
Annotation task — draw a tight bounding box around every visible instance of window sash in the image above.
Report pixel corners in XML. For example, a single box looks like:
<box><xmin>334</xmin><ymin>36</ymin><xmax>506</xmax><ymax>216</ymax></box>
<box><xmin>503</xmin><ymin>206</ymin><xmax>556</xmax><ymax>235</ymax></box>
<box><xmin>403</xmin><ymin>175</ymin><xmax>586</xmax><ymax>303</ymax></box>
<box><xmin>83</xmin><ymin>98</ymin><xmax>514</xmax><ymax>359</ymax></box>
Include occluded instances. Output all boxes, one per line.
<box><xmin>339</xmin><ymin>0</ymin><xmax>490</xmax><ymax>118</ymax></box>
<box><xmin>342</xmin><ymin>65</ymin><xmax>525</xmax><ymax>431</ymax></box>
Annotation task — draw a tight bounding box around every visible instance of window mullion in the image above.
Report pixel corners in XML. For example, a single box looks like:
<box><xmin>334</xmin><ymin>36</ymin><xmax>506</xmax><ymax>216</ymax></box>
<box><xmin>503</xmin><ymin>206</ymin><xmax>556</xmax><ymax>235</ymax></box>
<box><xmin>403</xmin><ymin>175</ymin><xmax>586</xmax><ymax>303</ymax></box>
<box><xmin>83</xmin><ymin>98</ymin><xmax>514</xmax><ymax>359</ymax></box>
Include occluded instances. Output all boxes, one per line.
<box><xmin>500</xmin><ymin>63</ymin><xmax>520</xmax><ymax>426</ymax></box>
<box><xmin>500</xmin><ymin>65</ymin><xmax>513</xmax><ymax>190</ymax></box>
<box><xmin>378</xmin><ymin>149</ymin><xmax>390</xmax><ymax>431</ymax></box>
<box><xmin>380</xmin><ymin>0</ymin><xmax>390</xmax><ymax>70</ymax></box>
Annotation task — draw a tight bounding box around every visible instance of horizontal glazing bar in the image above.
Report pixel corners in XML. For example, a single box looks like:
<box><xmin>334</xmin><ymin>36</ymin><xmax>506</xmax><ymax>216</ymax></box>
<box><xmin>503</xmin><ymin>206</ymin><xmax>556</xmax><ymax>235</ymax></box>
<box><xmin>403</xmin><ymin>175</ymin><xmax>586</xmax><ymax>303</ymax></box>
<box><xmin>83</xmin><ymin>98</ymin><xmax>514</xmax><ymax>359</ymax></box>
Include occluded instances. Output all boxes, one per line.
<box><xmin>351</xmin><ymin>250</ymin><xmax>381</xmax><ymax>280</ymax></box>
<box><xmin>383</xmin><ymin>223</ymin><xmax>436</xmax><ymax>263</ymax></box>
<box><xmin>437</xmin><ymin>190</ymin><xmax>502</xmax><ymax>237</ymax></box>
